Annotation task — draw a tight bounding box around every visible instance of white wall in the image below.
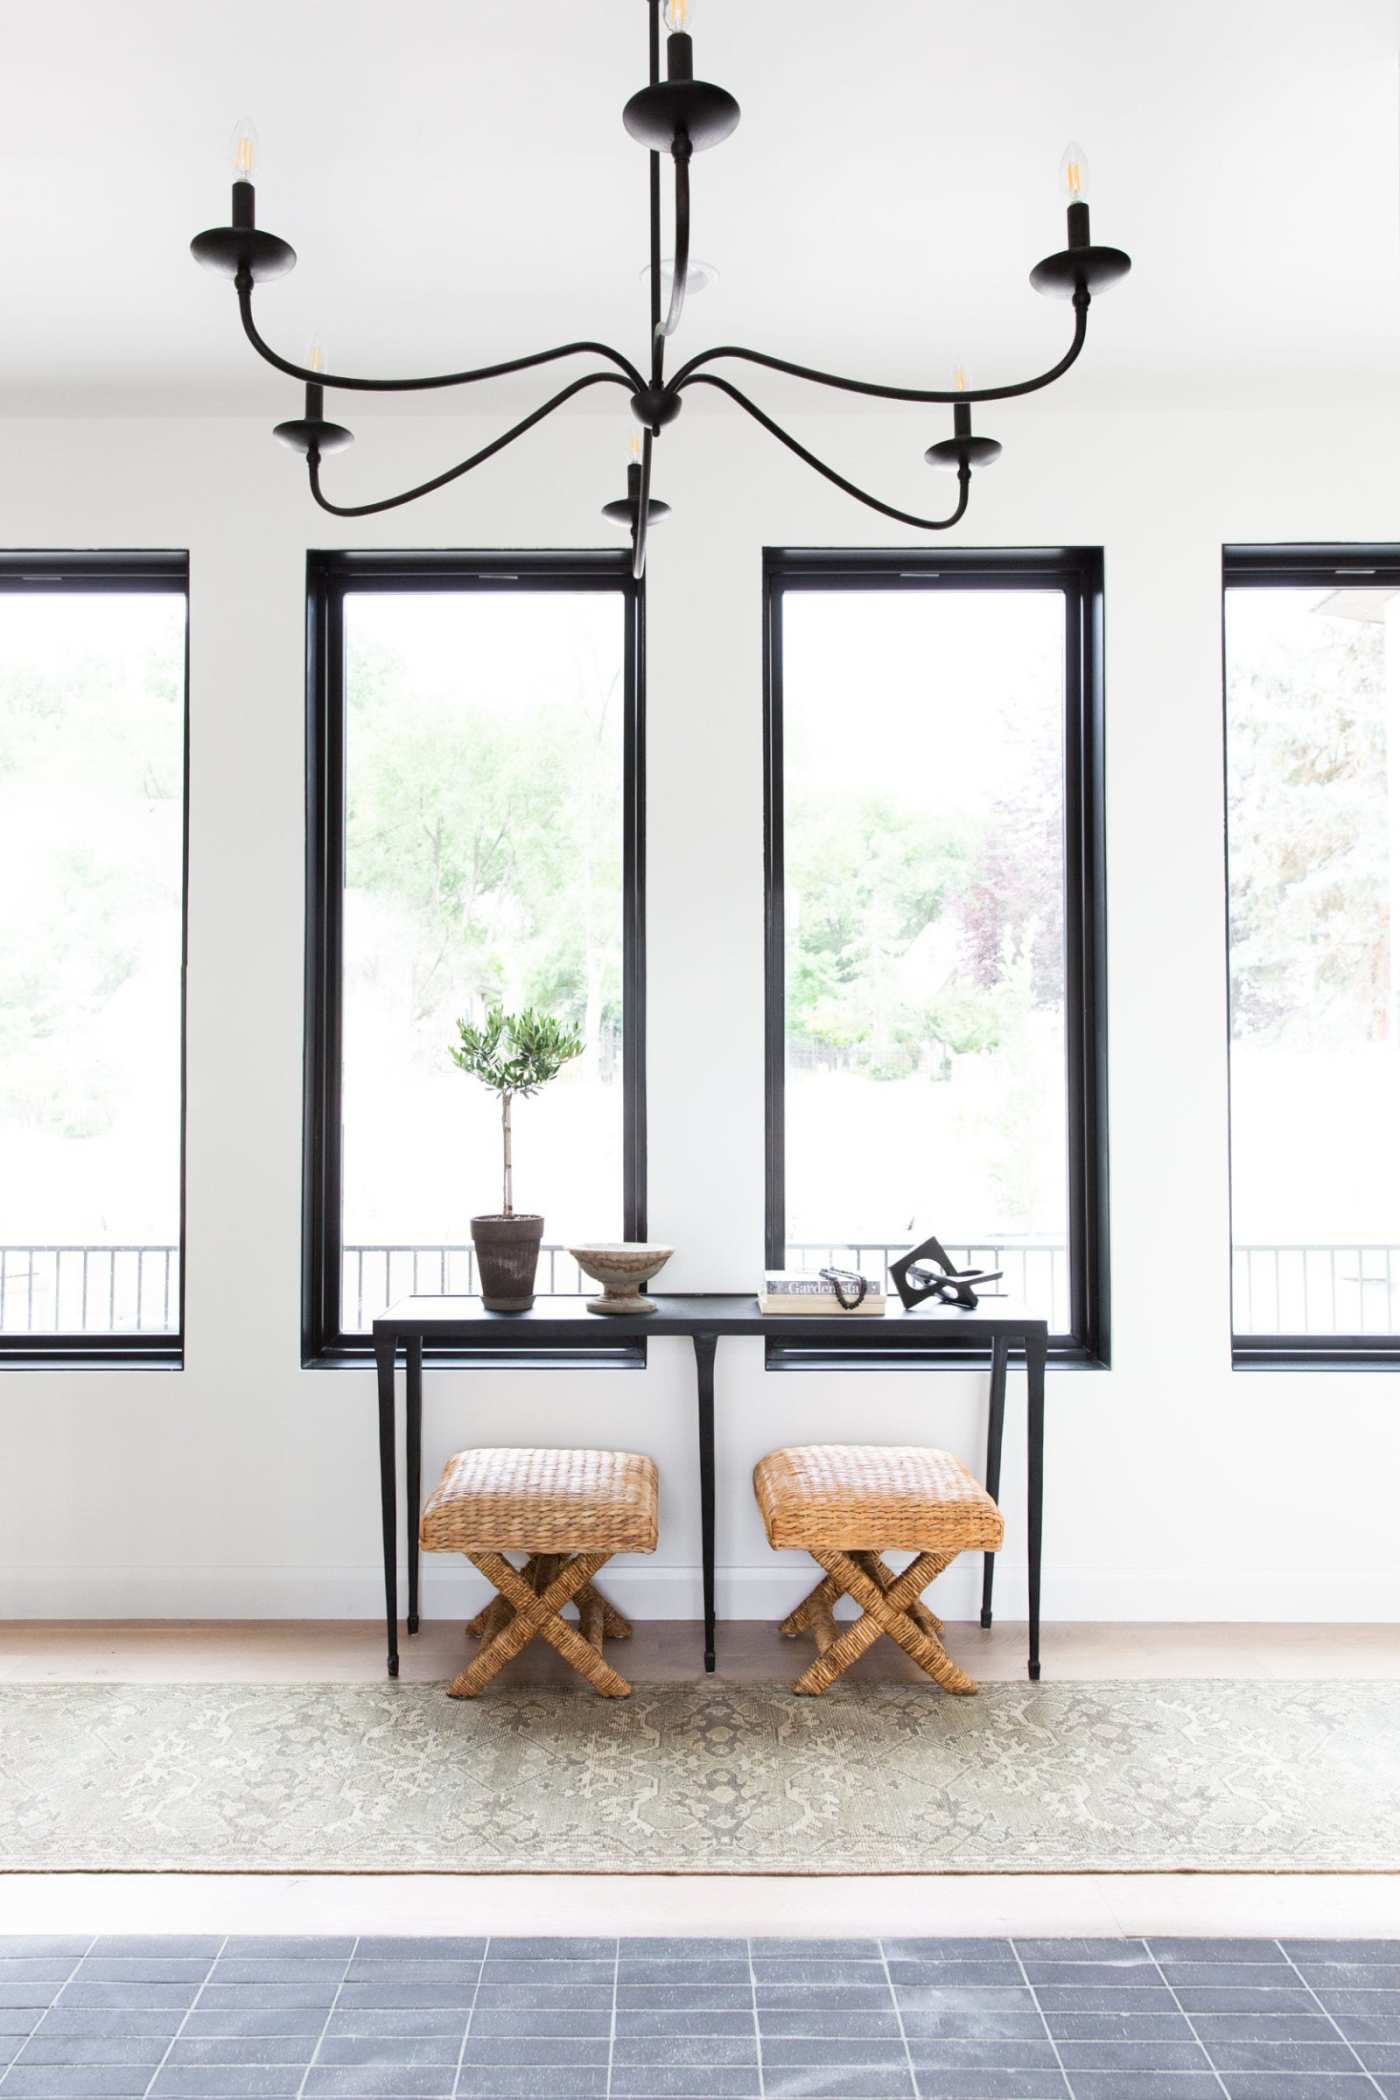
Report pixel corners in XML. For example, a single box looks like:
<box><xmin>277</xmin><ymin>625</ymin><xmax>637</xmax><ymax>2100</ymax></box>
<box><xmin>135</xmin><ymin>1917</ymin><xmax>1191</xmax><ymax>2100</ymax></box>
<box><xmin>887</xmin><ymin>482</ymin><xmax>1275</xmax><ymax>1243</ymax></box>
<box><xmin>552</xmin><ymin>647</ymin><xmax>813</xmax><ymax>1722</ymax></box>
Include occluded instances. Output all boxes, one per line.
<box><xmin>2</xmin><ymin>386</ymin><xmax>1398</xmax><ymax>1628</ymax></box>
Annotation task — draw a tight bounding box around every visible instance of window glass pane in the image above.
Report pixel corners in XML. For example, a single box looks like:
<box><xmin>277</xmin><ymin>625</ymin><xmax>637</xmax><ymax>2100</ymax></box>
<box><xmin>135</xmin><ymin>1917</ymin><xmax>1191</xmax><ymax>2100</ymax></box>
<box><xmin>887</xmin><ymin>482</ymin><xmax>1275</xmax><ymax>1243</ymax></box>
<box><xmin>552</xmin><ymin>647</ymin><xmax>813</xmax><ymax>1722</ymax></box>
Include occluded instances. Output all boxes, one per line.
<box><xmin>340</xmin><ymin>589</ymin><xmax>626</xmax><ymax>1327</ymax></box>
<box><xmin>0</xmin><ymin>588</ymin><xmax>186</xmax><ymax>1338</ymax></box>
<box><xmin>1226</xmin><ymin>583</ymin><xmax>1398</xmax><ymax>1337</ymax></box>
<box><xmin>780</xmin><ymin>586</ymin><xmax>1071</xmax><ymax>1327</ymax></box>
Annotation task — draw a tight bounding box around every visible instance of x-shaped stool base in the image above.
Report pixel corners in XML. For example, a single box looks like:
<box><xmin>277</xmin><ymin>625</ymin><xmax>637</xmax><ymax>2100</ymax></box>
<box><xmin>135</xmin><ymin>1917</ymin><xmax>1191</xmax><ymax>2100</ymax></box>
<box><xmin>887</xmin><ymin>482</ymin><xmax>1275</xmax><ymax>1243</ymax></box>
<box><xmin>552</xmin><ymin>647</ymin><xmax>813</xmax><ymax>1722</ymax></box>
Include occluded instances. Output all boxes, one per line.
<box><xmin>780</xmin><ymin>1546</ymin><xmax>977</xmax><ymax>1695</ymax></box>
<box><xmin>450</xmin><ymin>1549</ymin><xmax>633</xmax><ymax>1698</ymax></box>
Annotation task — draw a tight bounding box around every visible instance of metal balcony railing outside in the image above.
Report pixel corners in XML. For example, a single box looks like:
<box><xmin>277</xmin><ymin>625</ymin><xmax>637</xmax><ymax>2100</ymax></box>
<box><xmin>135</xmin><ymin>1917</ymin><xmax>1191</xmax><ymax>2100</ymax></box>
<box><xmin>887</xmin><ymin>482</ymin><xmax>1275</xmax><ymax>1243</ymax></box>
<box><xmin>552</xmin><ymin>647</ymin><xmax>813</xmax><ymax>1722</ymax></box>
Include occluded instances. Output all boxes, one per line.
<box><xmin>1230</xmin><ymin>1242</ymin><xmax>1400</xmax><ymax>1336</ymax></box>
<box><xmin>3</xmin><ymin>1239</ymin><xmax>1398</xmax><ymax>1338</ymax></box>
<box><xmin>340</xmin><ymin>1243</ymin><xmax>590</xmax><ymax>1333</ymax></box>
<box><xmin>0</xmin><ymin>1245</ymin><xmax>180</xmax><ymax>1334</ymax></box>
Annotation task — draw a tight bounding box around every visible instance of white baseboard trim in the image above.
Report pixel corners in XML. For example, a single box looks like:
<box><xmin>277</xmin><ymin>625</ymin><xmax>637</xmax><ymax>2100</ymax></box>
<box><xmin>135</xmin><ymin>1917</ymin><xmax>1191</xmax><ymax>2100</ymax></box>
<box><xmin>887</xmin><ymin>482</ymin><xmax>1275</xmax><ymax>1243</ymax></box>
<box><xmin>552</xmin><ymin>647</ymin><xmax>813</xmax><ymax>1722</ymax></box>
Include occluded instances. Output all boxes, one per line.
<box><xmin>3</xmin><ymin>1561</ymin><xmax>1400</xmax><ymax>1623</ymax></box>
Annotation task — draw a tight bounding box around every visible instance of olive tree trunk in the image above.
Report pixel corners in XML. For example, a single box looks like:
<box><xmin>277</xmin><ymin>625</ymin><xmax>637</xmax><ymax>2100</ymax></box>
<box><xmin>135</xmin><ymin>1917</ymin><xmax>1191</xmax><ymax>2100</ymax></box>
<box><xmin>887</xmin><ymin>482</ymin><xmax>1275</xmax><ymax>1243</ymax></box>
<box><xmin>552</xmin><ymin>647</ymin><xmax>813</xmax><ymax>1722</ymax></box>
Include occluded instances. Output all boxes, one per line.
<box><xmin>501</xmin><ymin>1090</ymin><xmax>513</xmax><ymax>1217</ymax></box>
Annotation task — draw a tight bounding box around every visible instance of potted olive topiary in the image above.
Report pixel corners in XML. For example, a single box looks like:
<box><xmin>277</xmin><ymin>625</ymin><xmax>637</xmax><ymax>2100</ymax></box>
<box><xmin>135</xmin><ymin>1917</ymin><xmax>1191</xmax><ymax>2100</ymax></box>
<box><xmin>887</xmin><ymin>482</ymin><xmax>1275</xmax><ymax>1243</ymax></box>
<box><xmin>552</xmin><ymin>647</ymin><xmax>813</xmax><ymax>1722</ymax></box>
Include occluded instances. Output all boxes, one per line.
<box><xmin>450</xmin><ymin>1004</ymin><xmax>584</xmax><ymax>1312</ymax></box>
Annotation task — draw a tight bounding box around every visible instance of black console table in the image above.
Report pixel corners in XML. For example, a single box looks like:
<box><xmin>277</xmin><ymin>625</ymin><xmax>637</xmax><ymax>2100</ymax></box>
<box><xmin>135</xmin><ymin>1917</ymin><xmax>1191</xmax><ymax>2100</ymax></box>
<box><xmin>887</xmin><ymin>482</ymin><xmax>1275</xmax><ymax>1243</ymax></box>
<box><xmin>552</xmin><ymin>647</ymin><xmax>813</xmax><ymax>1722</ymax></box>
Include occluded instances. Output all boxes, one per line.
<box><xmin>372</xmin><ymin>1294</ymin><xmax>1048</xmax><ymax>1683</ymax></box>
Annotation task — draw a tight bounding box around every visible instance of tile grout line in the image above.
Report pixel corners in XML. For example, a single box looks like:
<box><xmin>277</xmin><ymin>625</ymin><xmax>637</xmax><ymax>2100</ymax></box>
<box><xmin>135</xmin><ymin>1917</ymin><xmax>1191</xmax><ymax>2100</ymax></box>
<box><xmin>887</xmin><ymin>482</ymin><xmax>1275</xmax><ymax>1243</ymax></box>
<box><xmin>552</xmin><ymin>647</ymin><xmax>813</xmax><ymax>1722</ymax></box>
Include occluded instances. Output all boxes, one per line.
<box><xmin>140</xmin><ymin>1932</ymin><xmax>226</xmax><ymax>2100</ymax></box>
<box><xmin>1147</xmin><ymin>1947</ymin><xmax>1231</xmax><ymax>2100</ymax></box>
<box><xmin>0</xmin><ymin>1936</ymin><xmax>93</xmax><ymax>2091</ymax></box>
<box><xmin>453</xmin><ymin>1934</ymin><xmax>485</xmax><ymax>2100</ymax></box>
<box><xmin>746</xmin><ymin>1935</ymin><xmax>764</xmax><ymax>2100</ymax></box>
<box><xmin>877</xmin><ymin>1938</ymin><xmax>918</xmax><ymax>2100</ymax></box>
<box><xmin>1275</xmin><ymin>1937</ymin><xmax>1387</xmax><ymax>2097</ymax></box>
<box><xmin>1010</xmin><ymin>1938</ymin><xmax>1076</xmax><ymax>2100</ymax></box>
<box><xmin>606</xmin><ymin>1934</ymin><xmax>618</xmax><ymax>2100</ymax></box>
<box><xmin>296</xmin><ymin>1932</ymin><xmax>358</xmax><ymax>2100</ymax></box>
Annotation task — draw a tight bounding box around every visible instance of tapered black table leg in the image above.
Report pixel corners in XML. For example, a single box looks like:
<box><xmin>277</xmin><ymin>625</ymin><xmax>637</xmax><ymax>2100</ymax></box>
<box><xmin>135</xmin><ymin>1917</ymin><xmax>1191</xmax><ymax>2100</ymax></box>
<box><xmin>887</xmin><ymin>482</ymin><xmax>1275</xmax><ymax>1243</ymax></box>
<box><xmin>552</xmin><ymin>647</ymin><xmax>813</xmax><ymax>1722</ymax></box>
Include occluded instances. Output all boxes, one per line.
<box><xmin>373</xmin><ymin>1326</ymin><xmax>400</xmax><ymax>1678</ymax></box>
<box><xmin>1027</xmin><ymin>1329</ymin><xmax>1047</xmax><ymax>1681</ymax></box>
<box><xmin>406</xmin><ymin>1336</ymin><xmax>423</xmax><ymax>1637</ymax></box>
<box><xmin>981</xmin><ymin>1333</ymin><xmax>1009</xmax><ymax>1628</ymax></box>
<box><xmin>693</xmin><ymin>1332</ymin><xmax>718</xmax><ymax>1672</ymax></box>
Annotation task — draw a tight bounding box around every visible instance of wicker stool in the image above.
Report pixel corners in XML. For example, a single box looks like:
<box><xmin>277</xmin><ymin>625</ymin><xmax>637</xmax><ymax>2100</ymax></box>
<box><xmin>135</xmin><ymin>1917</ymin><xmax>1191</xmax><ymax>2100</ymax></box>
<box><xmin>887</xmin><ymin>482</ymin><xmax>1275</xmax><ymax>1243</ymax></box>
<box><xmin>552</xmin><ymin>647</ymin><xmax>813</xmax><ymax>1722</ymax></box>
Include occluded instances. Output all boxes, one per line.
<box><xmin>754</xmin><ymin>1444</ymin><xmax>1003</xmax><ymax>1696</ymax></box>
<box><xmin>420</xmin><ymin>1447</ymin><xmax>658</xmax><ymax>1699</ymax></box>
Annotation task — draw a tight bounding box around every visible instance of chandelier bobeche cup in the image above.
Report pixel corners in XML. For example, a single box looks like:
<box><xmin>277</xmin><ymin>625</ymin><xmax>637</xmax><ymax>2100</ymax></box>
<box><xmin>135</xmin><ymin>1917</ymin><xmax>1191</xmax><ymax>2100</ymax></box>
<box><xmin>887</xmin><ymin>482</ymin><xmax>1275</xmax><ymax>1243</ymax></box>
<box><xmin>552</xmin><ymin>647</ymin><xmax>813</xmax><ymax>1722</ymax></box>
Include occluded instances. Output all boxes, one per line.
<box><xmin>192</xmin><ymin>0</ymin><xmax>1131</xmax><ymax>577</ymax></box>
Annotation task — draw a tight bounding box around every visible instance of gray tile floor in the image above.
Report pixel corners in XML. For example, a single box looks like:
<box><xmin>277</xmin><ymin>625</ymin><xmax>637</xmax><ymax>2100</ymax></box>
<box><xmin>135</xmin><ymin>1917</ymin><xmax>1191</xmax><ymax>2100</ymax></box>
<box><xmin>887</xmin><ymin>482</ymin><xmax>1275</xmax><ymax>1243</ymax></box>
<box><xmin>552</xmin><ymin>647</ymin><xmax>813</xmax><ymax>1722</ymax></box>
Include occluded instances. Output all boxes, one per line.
<box><xmin>0</xmin><ymin>1936</ymin><xmax>1398</xmax><ymax>2100</ymax></box>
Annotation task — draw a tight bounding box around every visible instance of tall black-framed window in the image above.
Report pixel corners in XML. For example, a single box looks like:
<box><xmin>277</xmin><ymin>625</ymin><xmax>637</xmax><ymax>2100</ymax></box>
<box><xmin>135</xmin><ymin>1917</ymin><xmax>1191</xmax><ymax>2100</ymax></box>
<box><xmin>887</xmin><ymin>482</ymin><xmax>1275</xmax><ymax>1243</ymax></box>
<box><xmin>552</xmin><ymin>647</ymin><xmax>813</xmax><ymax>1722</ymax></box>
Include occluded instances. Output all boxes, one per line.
<box><xmin>304</xmin><ymin>550</ymin><xmax>646</xmax><ymax>1365</ymax></box>
<box><xmin>0</xmin><ymin>551</ymin><xmax>189</xmax><ymax>1369</ymax></box>
<box><xmin>763</xmin><ymin>546</ymin><xmax>1108</xmax><ymax>1368</ymax></box>
<box><xmin>1224</xmin><ymin>545</ymin><xmax>1400</xmax><ymax>1369</ymax></box>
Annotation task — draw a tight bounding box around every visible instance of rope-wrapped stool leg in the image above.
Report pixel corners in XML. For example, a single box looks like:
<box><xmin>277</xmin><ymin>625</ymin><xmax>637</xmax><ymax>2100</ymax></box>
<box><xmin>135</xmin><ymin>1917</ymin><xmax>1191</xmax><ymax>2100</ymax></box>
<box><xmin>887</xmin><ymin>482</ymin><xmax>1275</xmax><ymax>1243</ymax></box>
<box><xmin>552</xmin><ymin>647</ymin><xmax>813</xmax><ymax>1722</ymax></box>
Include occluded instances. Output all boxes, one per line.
<box><xmin>783</xmin><ymin>1552</ymin><xmax>945</xmax><ymax>1644</ymax></box>
<box><xmin>780</xmin><ymin>1568</ymin><xmax>842</xmax><ymax>1639</ymax></box>
<box><xmin>450</xmin><ymin>1551</ymin><xmax>632</xmax><ymax>1699</ymax></box>
<box><xmin>465</xmin><ymin>1556</ymin><xmax>630</xmax><ymax>1657</ymax></box>
<box><xmin>788</xmin><ymin>1551</ymin><xmax>946</xmax><ymax>1695</ymax></box>
<box><xmin>854</xmin><ymin>1549</ymin><xmax>945</xmax><ymax>1637</ymax></box>
<box><xmin>466</xmin><ymin>1553</ymin><xmax>553</xmax><ymax>1640</ymax></box>
<box><xmin>792</xmin><ymin>1549</ymin><xmax>975</xmax><ymax>1696</ymax></box>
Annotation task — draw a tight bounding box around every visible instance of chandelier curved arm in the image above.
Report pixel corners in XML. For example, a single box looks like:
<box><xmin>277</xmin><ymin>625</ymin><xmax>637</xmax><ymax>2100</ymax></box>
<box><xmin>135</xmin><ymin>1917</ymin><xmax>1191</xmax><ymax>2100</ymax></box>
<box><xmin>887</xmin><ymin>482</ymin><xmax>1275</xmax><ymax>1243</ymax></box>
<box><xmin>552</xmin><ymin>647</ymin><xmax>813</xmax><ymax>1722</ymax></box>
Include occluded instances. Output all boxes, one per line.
<box><xmin>669</xmin><ymin>293</ymin><xmax>1089</xmax><ymax>405</ymax></box>
<box><xmin>236</xmin><ymin>282</ymin><xmax>646</xmax><ymax>396</ymax></box>
<box><xmin>681</xmin><ymin>373</ymin><xmax>972</xmax><ymax>531</ymax></box>
<box><xmin>303</xmin><ymin>371</ymin><xmax>633</xmax><ymax>519</ymax></box>
<box><xmin>656</xmin><ymin>148</ymin><xmax>691</xmax><ymax>343</ymax></box>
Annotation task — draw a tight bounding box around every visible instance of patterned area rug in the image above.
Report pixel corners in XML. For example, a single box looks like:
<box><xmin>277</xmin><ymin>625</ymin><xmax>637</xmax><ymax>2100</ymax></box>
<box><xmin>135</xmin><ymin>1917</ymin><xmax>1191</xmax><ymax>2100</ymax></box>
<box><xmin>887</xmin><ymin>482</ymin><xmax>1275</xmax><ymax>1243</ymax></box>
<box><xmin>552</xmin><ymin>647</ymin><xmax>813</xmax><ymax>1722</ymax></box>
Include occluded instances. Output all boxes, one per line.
<box><xmin>3</xmin><ymin>1679</ymin><xmax>1397</xmax><ymax>1874</ymax></box>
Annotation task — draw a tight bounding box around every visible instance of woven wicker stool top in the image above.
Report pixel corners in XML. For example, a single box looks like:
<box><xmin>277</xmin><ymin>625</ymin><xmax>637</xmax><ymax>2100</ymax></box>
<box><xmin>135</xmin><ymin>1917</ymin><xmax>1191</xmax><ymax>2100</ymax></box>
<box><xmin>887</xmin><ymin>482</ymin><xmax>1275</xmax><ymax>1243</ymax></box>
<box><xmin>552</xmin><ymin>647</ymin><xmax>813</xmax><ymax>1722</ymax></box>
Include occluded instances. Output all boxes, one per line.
<box><xmin>420</xmin><ymin>1447</ymin><xmax>658</xmax><ymax>1554</ymax></box>
<box><xmin>754</xmin><ymin>1444</ymin><xmax>1003</xmax><ymax>1553</ymax></box>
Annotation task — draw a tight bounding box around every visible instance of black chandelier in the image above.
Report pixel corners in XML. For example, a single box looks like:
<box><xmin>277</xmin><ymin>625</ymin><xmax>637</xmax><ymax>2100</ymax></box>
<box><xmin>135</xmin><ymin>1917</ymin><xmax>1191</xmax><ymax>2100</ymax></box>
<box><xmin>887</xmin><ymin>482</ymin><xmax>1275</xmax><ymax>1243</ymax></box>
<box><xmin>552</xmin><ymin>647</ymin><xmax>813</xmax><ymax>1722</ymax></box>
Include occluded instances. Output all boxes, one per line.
<box><xmin>192</xmin><ymin>0</ymin><xmax>1130</xmax><ymax>578</ymax></box>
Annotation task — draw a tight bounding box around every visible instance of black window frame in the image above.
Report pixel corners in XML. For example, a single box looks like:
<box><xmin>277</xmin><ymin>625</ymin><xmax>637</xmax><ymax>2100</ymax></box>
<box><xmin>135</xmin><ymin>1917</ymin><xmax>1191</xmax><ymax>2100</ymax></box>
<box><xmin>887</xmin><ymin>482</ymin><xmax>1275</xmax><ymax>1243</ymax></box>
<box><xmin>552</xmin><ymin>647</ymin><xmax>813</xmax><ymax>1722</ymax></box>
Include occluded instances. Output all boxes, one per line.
<box><xmin>762</xmin><ymin>545</ymin><xmax>1110</xmax><ymax>1370</ymax></box>
<box><xmin>303</xmin><ymin>549</ymin><xmax>647</xmax><ymax>1368</ymax></box>
<box><xmin>1224</xmin><ymin>543</ymin><xmax>1400</xmax><ymax>1371</ymax></box>
<box><xmin>0</xmin><ymin>550</ymin><xmax>190</xmax><ymax>1371</ymax></box>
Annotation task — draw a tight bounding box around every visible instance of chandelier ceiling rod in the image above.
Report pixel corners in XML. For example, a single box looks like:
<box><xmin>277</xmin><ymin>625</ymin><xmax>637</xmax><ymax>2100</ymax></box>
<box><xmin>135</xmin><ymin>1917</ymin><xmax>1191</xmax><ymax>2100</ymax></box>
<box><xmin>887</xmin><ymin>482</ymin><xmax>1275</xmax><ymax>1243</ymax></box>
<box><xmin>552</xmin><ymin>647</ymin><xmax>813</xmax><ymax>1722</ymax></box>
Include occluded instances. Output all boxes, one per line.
<box><xmin>191</xmin><ymin>0</ymin><xmax>1131</xmax><ymax>578</ymax></box>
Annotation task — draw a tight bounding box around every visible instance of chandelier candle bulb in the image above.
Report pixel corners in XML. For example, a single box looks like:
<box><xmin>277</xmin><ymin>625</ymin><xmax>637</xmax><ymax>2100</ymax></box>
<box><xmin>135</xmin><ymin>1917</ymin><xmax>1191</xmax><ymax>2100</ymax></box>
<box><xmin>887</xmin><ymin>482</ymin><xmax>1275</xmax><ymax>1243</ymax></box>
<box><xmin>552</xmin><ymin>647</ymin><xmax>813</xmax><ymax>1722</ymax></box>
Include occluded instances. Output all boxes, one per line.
<box><xmin>230</xmin><ymin>116</ymin><xmax>258</xmax><ymax>185</ymax></box>
<box><xmin>952</xmin><ymin>365</ymin><xmax>972</xmax><ymax>440</ymax></box>
<box><xmin>1060</xmin><ymin>143</ymin><xmax>1091</xmax><ymax>249</ymax></box>
<box><xmin>601</xmin><ymin>452</ymin><xmax>671</xmax><ymax>533</ymax></box>
<box><xmin>304</xmin><ymin>338</ymin><xmax>326</xmax><ymax>421</ymax></box>
<box><xmin>925</xmin><ymin>362</ymin><xmax>1002</xmax><ymax>474</ymax></box>
<box><xmin>191</xmin><ymin>114</ymin><xmax>296</xmax><ymax>282</ymax></box>
<box><xmin>229</xmin><ymin>118</ymin><xmax>258</xmax><ymax>230</ymax></box>
<box><xmin>1059</xmin><ymin>141</ymin><xmax>1089</xmax><ymax>204</ymax></box>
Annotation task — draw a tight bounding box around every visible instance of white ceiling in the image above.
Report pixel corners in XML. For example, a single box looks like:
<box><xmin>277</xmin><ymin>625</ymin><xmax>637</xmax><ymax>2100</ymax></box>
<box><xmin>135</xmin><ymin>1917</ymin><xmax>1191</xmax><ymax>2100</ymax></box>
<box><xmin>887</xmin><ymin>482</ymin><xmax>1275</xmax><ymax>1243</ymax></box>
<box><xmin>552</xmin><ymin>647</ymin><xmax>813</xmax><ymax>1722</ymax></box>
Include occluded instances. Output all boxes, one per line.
<box><xmin>4</xmin><ymin>0</ymin><xmax>1399</xmax><ymax>415</ymax></box>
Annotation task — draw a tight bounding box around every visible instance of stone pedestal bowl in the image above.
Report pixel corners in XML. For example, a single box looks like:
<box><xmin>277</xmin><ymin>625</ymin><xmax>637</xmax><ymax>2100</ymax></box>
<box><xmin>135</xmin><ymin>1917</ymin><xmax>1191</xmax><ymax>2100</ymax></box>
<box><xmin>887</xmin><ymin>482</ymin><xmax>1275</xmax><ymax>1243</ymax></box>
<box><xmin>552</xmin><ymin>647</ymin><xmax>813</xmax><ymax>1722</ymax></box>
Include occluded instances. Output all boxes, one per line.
<box><xmin>568</xmin><ymin>1242</ymin><xmax>674</xmax><ymax>1315</ymax></box>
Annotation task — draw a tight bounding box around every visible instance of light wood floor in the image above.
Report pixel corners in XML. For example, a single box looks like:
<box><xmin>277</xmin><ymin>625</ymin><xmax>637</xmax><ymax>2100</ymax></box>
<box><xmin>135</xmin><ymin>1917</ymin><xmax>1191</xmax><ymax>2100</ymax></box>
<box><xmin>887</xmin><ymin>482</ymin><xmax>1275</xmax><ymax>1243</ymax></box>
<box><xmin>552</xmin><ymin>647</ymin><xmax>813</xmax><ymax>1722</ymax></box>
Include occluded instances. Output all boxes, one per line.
<box><xmin>6</xmin><ymin>1615</ymin><xmax>1400</xmax><ymax>1682</ymax></box>
<box><xmin>3</xmin><ymin>1619</ymin><xmax>1397</xmax><ymax>1940</ymax></box>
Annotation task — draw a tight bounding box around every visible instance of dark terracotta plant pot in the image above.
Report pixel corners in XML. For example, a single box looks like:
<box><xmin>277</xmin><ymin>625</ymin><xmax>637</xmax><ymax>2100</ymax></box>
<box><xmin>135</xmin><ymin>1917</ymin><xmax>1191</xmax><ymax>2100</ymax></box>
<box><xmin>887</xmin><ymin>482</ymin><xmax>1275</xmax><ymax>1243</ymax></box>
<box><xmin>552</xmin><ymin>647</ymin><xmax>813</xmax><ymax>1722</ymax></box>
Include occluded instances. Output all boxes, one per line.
<box><xmin>470</xmin><ymin>1213</ymin><xmax>544</xmax><ymax>1312</ymax></box>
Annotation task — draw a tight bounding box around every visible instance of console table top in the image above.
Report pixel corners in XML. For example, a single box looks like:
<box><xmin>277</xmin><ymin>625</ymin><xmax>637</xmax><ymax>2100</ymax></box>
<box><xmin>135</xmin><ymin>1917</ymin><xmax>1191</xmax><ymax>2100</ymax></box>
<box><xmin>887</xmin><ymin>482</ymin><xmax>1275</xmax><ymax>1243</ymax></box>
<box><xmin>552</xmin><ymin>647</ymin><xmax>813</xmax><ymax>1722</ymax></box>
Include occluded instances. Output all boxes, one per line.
<box><xmin>374</xmin><ymin>1291</ymin><xmax>1048</xmax><ymax>1342</ymax></box>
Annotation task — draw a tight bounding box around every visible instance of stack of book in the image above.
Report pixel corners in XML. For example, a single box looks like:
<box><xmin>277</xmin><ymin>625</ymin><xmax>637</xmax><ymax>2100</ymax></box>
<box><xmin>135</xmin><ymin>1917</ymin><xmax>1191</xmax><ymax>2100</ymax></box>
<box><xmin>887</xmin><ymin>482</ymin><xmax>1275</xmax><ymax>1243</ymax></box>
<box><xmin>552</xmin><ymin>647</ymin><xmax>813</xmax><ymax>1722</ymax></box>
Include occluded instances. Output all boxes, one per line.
<box><xmin>758</xmin><ymin>1271</ymin><xmax>887</xmax><ymax>1316</ymax></box>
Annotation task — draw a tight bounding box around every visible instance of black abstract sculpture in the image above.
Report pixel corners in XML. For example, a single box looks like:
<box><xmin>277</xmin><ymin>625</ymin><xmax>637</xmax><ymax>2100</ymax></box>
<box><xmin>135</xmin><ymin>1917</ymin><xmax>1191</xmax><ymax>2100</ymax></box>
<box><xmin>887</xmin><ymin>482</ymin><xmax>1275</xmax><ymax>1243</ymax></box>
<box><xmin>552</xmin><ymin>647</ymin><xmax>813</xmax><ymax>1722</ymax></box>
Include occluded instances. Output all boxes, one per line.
<box><xmin>890</xmin><ymin>1232</ymin><xmax>1004</xmax><ymax>1312</ymax></box>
